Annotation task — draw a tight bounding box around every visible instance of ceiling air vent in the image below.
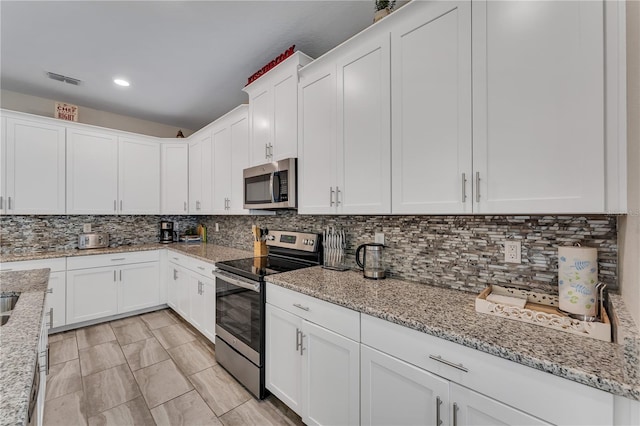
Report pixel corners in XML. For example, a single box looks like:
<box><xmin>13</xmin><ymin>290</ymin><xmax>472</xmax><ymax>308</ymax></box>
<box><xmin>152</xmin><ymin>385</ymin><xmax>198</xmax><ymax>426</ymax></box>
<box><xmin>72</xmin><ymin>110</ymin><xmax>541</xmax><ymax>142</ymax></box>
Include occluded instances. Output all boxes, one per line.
<box><xmin>46</xmin><ymin>72</ymin><xmax>81</xmax><ymax>86</ymax></box>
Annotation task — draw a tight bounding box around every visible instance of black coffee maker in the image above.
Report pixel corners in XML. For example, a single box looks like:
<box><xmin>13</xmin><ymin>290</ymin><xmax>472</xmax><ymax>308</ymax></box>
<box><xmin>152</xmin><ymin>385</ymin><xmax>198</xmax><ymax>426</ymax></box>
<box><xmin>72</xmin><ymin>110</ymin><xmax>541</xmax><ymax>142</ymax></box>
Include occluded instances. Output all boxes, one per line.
<box><xmin>160</xmin><ymin>221</ymin><xmax>174</xmax><ymax>244</ymax></box>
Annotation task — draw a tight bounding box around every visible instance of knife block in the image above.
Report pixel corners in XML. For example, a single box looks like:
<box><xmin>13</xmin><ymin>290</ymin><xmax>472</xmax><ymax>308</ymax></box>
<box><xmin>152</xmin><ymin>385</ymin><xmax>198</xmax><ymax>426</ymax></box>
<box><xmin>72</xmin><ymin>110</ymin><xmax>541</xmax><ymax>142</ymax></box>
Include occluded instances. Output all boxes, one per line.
<box><xmin>254</xmin><ymin>240</ymin><xmax>267</xmax><ymax>257</ymax></box>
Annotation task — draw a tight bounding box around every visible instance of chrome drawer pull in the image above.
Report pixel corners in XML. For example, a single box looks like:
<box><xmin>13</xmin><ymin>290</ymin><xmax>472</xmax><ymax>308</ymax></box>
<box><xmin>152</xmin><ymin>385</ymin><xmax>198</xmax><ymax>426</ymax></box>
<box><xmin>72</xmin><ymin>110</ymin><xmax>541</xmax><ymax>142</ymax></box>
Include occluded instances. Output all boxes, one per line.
<box><xmin>429</xmin><ymin>354</ymin><xmax>469</xmax><ymax>373</ymax></box>
<box><xmin>46</xmin><ymin>288</ymin><xmax>53</xmax><ymax>294</ymax></box>
<box><xmin>453</xmin><ymin>402</ymin><xmax>459</xmax><ymax>426</ymax></box>
<box><xmin>436</xmin><ymin>396</ymin><xmax>443</xmax><ymax>426</ymax></box>
<box><xmin>293</xmin><ymin>303</ymin><xmax>310</xmax><ymax>312</ymax></box>
<box><xmin>111</xmin><ymin>258</ymin><xmax>126</xmax><ymax>261</ymax></box>
<box><xmin>197</xmin><ymin>266</ymin><xmax>205</xmax><ymax>271</ymax></box>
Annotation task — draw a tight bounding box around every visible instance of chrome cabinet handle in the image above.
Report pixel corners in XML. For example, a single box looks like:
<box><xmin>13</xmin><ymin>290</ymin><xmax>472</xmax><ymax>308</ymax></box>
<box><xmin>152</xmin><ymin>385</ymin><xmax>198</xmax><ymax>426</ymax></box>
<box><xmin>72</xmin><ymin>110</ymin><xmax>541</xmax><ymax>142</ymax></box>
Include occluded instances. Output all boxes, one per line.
<box><xmin>300</xmin><ymin>332</ymin><xmax>306</xmax><ymax>355</ymax></box>
<box><xmin>295</xmin><ymin>328</ymin><xmax>301</xmax><ymax>351</ymax></box>
<box><xmin>0</xmin><ymin>196</ymin><xmax>3</xmax><ymax>210</ymax></box>
<box><xmin>111</xmin><ymin>258</ymin><xmax>125</xmax><ymax>261</ymax></box>
<box><xmin>429</xmin><ymin>354</ymin><xmax>469</xmax><ymax>372</ymax></box>
<box><xmin>269</xmin><ymin>143</ymin><xmax>273</xmax><ymax>158</ymax></box>
<box><xmin>49</xmin><ymin>308</ymin><xmax>53</xmax><ymax>329</ymax></box>
<box><xmin>8</xmin><ymin>196</ymin><xmax>12</xmax><ymax>210</ymax></box>
<box><xmin>329</xmin><ymin>187</ymin><xmax>335</xmax><ymax>206</ymax></box>
<box><xmin>120</xmin><ymin>200</ymin><xmax>123</xmax><ymax>211</ymax></box>
<box><xmin>436</xmin><ymin>396</ymin><xmax>443</xmax><ymax>426</ymax></box>
<box><xmin>46</xmin><ymin>344</ymin><xmax>50</xmax><ymax>375</ymax></box>
<box><xmin>336</xmin><ymin>186</ymin><xmax>341</xmax><ymax>206</ymax></box>
<box><xmin>265</xmin><ymin>143</ymin><xmax>269</xmax><ymax>159</ymax></box>
<box><xmin>46</xmin><ymin>288</ymin><xmax>53</xmax><ymax>294</ymax></box>
<box><xmin>172</xmin><ymin>257</ymin><xmax>179</xmax><ymax>261</ymax></box>
<box><xmin>293</xmin><ymin>303</ymin><xmax>310</xmax><ymax>311</ymax></box>
<box><xmin>197</xmin><ymin>266</ymin><xmax>205</xmax><ymax>271</ymax></box>
<box><xmin>461</xmin><ymin>173</ymin><xmax>467</xmax><ymax>202</ymax></box>
<box><xmin>119</xmin><ymin>270</ymin><xmax>122</xmax><ymax>281</ymax></box>
<box><xmin>184</xmin><ymin>201</ymin><xmax>187</xmax><ymax>211</ymax></box>
<box><xmin>453</xmin><ymin>402</ymin><xmax>459</xmax><ymax>426</ymax></box>
<box><xmin>173</xmin><ymin>269</ymin><xmax>178</xmax><ymax>280</ymax></box>
<box><xmin>113</xmin><ymin>270</ymin><xmax>116</xmax><ymax>281</ymax></box>
<box><xmin>475</xmin><ymin>172</ymin><xmax>480</xmax><ymax>203</ymax></box>
<box><xmin>114</xmin><ymin>200</ymin><xmax>116</xmax><ymax>211</ymax></box>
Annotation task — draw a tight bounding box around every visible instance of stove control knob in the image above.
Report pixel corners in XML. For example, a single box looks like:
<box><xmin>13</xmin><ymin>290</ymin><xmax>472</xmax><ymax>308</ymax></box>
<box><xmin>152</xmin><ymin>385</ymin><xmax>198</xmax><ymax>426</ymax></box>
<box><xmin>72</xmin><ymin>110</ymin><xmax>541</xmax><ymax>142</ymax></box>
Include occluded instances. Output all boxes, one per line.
<box><xmin>308</xmin><ymin>239</ymin><xmax>314</xmax><ymax>246</ymax></box>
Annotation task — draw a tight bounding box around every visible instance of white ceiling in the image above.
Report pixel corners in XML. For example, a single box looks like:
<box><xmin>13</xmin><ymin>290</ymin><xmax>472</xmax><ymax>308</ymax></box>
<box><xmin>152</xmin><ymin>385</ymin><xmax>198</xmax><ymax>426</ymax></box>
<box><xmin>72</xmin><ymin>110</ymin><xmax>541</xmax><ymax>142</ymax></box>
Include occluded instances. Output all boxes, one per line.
<box><xmin>0</xmin><ymin>1</ymin><xmax>381</xmax><ymax>131</ymax></box>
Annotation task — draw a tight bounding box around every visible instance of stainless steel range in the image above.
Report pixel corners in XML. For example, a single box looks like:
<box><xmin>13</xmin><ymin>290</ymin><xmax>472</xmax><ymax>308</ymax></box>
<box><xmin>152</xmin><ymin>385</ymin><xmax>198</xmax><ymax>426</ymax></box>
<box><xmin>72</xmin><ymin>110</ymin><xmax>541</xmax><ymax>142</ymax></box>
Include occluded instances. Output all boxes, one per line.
<box><xmin>213</xmin><ymin>230</ymin><xmax>321</xmax><ymax>399</ymax></box>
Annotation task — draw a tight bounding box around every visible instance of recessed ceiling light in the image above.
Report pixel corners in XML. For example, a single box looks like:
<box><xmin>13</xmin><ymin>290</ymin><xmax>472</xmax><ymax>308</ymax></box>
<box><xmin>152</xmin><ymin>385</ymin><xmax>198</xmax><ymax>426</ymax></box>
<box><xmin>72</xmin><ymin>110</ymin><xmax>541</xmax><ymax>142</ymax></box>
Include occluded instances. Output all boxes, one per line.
<box><xmin>113</xmin><ymin>78</ymin><xmax>130</xmax><ymax>87</ymax></box>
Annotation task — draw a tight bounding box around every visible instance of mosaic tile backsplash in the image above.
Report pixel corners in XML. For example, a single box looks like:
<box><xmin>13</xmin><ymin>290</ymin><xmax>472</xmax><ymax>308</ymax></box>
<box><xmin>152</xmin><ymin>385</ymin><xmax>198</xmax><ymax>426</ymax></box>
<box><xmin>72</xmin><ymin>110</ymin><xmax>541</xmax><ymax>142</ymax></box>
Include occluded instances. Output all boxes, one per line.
<box><xmin>0</xmin><ymin>213</ymin><xmax>618</xmax><ymax>294</ymax></box>
<box><xmin>0</xmin><ymin>215</ymin><xmax>199</xmax><ymax>254</ymax></box>
<box><xmin>203</xmin><ymin>213</ymin><xmax>618</xmax><ymax>294</ymax></box>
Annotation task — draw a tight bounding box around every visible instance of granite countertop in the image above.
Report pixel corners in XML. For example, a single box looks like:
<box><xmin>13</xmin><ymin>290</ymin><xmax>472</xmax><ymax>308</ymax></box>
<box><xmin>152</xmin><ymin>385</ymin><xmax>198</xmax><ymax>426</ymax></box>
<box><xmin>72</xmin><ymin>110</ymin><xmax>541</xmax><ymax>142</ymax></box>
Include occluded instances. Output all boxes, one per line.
<box><xmin>0</xmin><ymin>242</ymin><xmax>252</xmax><ymax>265</ymax></box>
<box><xmin>0</xmin><ymin>269</ymin><xmax>50</xmax><ymax>426</ymax></box>
<box><xmin>266</xmin><ymin>266</ymin><xmax>640</xmax><ymax>401</ymax></box>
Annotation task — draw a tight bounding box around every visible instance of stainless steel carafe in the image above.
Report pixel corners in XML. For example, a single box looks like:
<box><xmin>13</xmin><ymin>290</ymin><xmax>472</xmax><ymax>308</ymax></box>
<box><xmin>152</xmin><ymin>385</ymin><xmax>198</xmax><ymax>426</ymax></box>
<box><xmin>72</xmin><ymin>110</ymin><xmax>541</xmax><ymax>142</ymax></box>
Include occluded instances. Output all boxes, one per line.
<box><xmin>355</xmin><ymin>243</ymin><xmax>386</xmax><ymax>279</ymax></box>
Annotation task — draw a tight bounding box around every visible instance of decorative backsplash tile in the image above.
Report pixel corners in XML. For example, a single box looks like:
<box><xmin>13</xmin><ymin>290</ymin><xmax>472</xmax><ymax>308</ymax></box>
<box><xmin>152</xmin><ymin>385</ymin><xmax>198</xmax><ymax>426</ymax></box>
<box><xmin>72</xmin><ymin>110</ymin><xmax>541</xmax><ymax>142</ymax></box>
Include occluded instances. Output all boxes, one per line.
<box><xmin>203</xmin><ymin>213</ymin><xmax>618</xmax><ymax>294</ymax></box>
<box><xmin>0</xmin><ymin>213</ymin><xmax>618</xmax><ymax>295</ymax></box>
<box><xmin>0</xmin><ymin>215</ymin><xmax>199</xmax><ymax>254</ymax></box>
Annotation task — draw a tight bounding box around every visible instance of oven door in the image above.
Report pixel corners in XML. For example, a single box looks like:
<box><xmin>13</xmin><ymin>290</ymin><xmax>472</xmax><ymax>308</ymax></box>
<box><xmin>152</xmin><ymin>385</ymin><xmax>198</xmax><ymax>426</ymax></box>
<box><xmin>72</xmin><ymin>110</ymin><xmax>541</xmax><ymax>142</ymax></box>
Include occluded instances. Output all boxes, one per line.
<box><xmin>213</xmin><ymin>270</ymin><xmax>263</xmax><ymax>366</ymax></box>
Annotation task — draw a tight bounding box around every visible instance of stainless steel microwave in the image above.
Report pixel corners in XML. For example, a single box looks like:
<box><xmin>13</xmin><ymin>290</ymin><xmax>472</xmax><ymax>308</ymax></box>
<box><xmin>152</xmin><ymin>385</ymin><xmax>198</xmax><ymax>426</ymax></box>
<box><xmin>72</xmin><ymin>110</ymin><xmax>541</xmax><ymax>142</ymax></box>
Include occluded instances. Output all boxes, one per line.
<box><xmin>243</xmin><ymin>158</ymin><xmax>297</xmax><ymax>209</ymax></box>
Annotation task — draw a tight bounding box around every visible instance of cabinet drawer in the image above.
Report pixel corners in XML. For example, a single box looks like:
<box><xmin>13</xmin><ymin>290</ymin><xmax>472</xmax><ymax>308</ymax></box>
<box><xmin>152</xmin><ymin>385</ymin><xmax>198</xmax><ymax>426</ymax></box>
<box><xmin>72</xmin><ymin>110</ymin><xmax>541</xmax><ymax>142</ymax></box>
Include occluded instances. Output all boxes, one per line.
<box><xmin>189</xmin><ymin>258</ymin><xmax>216</xmax><ymax>278</ymax></box>
<box><xmin>1</xmin><ymin>257</ymin><xmax>66</xmax><ymax>272</ymax></box>
<box><xmin>266</xmin><ymin>283</ymin><xmax>359</xmax><ymax>341</ymax></box>
<box><xmin>167</xmin><ymin>251</ymin><xmax>190</xmax><ymax>266</ymax></box>
<box><xmin>67</xmin><ymin>250</ymin><xmax>159</xmax><ymax>270</ymax></box>
<box><xmin>361</xmin><ymin>314</ymin><xmax>614</xmax><ymax>426</ymax></box>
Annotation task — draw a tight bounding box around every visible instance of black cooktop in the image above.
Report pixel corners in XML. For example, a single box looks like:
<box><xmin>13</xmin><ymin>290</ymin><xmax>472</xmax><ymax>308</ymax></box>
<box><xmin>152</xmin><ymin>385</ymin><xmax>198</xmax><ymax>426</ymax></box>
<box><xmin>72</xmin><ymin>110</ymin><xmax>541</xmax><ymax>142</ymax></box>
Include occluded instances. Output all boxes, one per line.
<box><xmin>216</xmin><ymin>256</ymin><xmax>316</xmax><ymax>281</ymax></box>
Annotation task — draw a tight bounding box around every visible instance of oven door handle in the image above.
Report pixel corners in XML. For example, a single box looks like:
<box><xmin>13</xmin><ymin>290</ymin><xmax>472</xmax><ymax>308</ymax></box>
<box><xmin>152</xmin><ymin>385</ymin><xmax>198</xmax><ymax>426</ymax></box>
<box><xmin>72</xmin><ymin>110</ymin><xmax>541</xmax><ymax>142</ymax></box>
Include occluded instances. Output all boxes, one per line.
<box><xmin>212</xmin><ymin>270</ymin><xmax>260</xmax><ymax>292</ymax></box>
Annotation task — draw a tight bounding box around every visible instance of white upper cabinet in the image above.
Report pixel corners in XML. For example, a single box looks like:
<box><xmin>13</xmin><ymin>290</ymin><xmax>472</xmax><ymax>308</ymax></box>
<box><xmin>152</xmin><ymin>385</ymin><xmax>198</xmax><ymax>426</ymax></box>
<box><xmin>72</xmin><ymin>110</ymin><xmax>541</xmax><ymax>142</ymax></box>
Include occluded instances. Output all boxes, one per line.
<box><xmin>0</xmin><ymin>117</ymin><xmax>5</xmax><ymax>215</ymax></box>
<box><xmin>67</xmin><ymin>127</ymin><xmax>119</xmax><ymax>214</ymax></box>
<box><xmin>161</xmin><ymin>142</ymin><xmax>189</xmax><ymax>214</ymax></box>
<box><xmin>472</xmin><ymin>0</ymin><xmax>605</xmax><ymax>214</ymax></box>
<box><xmin>337</xmin><ymin>33</ymin><xmax>391</xmax><ymax>214</ymax></box>
<box><xmin>3</xmin><ymin>117</ymin><xmax>66</xmax><ymax>215</ymax></box>
<box><xmin>391</xmin><ymin>1</ymin><xmax>472</xmax><ymax>215</ymax></box>
<box><xmin>213</xmin><ymin>105</ymin><xmax>250</xmax><ymax>215</ymax></box>
<box><xmin>189</xmin><ymin>132</ymin><xmax>212</xmax><ymax>214</ymax></box>
<box><xmin>244</xmin><ymin>52</ymin><xmax>313</xmax><ymax>167</ymax></box>
<box><xmin>299</xmin><ymin>29</ymin><xmax>391</xmax><ymax>215</ymax></box>
<box><xmin>118</xmin><ymin>136</ymin><xmax>160</xmax><ymax>214</ymax></box>
<box><xmin>298</xmin><ymin>63</ymin><xmax>338</xmax><ymax>215</ymax></box>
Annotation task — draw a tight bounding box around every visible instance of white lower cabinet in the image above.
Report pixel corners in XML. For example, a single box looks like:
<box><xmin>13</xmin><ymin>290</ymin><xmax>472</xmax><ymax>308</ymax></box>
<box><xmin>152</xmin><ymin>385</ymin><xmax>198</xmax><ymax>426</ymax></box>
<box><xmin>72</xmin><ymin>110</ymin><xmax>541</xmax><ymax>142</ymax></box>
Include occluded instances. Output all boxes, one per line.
<box><xmin>0</xmin><ymin>258</ymin><xmax>66</xmax><ymax>330</ymax></box>
<box><xmin>361</xmin><ymin>345</ymin><xmax>450</xmax><ymax>426</ymax></box>
<box><xmin>168</xmin><ymin>252</ymin><xmax>216</xmax><ymax>342</ymax></box>
<box><xmin>66</xmin><ymin>251</ymin><xmax>160</xmax><ymax>325</ymax></box>
<box><xmin>265</xmin><ymin>284</ymin><xmax>360</xmax><ymax>426</ymax></box>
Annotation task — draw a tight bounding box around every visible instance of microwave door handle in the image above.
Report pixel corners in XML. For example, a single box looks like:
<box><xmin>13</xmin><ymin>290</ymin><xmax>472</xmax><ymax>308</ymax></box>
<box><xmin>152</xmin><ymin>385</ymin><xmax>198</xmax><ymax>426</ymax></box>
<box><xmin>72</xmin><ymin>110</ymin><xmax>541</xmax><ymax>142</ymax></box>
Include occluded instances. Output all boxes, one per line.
<box><xmin>270</xmin><ymin>172</ymin><xmax>275</xmax><ymax>203</ymax></box>
<box><xmin>270</xmin><ymin>172</ymin><xmax>281</xmax><ymax>203</ymax></box>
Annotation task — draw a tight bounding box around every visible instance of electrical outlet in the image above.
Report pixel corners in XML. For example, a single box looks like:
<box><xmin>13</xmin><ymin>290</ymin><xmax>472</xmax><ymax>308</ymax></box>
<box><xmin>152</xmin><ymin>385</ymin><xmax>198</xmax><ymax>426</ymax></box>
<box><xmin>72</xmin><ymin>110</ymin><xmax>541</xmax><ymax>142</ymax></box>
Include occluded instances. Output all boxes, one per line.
<box><xmin>375</xmin><ymin>232</ymin><xmax>385</xmax><ymax>245</ymax></box>
<box><xmin>215</xmin><ymin>223</ymin><xmax>220</xmax><ymax>232</ymax></box>
<box><xmin>505</xmin><ymin>241</ymin><xmax>521</xmax><ymax>264</ymax></box>
<box><xmin>83</xmin><ymin>223</ymin><xmax>91</xmax><ymax>233</ymax></box>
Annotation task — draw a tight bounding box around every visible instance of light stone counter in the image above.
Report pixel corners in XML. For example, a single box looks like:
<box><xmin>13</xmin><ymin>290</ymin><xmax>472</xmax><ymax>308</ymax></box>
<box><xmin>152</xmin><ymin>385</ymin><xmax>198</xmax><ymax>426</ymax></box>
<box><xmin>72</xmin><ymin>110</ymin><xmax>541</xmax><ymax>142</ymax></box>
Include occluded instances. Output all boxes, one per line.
<box><xmin>0</xmin><ymin>269</ymin><xmax>50</xmax><ymax>426</ymax></box>
<box><xmin>266</xmin><ymin>266</ymin><xmax>640</xmax><ymax>401</ymax></box>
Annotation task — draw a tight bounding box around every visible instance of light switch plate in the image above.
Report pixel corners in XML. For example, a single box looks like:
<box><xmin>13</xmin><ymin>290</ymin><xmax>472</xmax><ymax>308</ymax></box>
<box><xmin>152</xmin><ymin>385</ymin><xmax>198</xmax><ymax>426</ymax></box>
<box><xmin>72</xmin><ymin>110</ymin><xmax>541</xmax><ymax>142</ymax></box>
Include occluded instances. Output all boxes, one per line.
<box><xmin>215</xmin><ymin>223</ymin><xmax>220</xmax><ymax>232</ymax></box>
<box><xmin>83</xmin><ymin>223</ymin><xmax>91</xmax><ymax>233</ymax></box>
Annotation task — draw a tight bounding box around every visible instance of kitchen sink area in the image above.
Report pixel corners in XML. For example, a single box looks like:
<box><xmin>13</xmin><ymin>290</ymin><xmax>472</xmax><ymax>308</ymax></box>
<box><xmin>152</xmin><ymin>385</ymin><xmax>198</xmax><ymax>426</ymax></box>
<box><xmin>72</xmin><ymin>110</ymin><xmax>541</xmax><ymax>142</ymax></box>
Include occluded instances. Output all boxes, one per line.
<box><xmin>0</xmin><ymin>293</ymin><xmax>20</xmax><ymax>326</ymax></box>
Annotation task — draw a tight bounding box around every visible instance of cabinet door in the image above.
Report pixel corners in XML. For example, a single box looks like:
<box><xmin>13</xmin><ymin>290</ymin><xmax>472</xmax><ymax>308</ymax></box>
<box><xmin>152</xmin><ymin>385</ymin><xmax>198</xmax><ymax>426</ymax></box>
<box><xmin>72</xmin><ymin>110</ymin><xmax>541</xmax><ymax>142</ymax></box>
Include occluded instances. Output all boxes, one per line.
<box><xmin>199</xmin><ymin>276</ymin><xmax>215</xmax><ymax>342</ymax></box>
<box><xmin>337</xmin><ymin>33</ymin><xmax>391</xmax><ymax>214</ymax></box>
<box><xmin>450</xmin><ymin>383</ymin><xmax>550</xmax><ymax>426</ymax></box>
<box><xmin>167</xmin><ymin>263</ymin><xmax>180</xmax><ymax>309</ymax></box>
<box><xmin>265</xmin><ymin>303</ymin><xmax>303</xmax><ymax>415</ymax></box>
<box><xmin>67</xmin><ymin>128</ymin><xmax>118</xmax><ymax>214</ymax></box>
<box><xmin>0</xmin><ymin>116</ymin><xmax>5</xmax><ymax>215</ymax></box>
<box><xmin>391</xmin><ymin>1</ymin><xmax>472</xmax><ymax>214</ymax></box>
<box><xmin>272</xmin><ymin>73</ymin><xmax>298</xmax><ymax>161</ymax></box>
<box><xmin>66</xmin><ymin>267</ymin><xmax>118</xmax><ymax>324</ymax></box>
<box><xmin>248</xmin><ymin>87</ymin><xmax>271</xmax><ymax>166</ymax></box>
<box><xmin>189</xmin><ymin>139</ymin><xmax>203</xmax><ymax>213</ymax></box>
<box><xmin>119</xmin><ymin>137</ymin><xmax>160</xmax><ymax>214</ymax></box>
<box><xmin>302</xmin><ymin>319</ymin><xmax>360</xmax><ymax>426</ymax></box>
<box><xmin>361</xmin><ymin>345</ymin><xmax>450</xmax><ymax>426</ymax></box>
<box><xmin>212</xmin><ymin>125</ymin><xmax>231</xmax><ymax>214</ymax></box>
<box><xmin>46</xmin><ymin>271</ymin><xmax>66</xmax><ymax>329</ymax></box>
<box><xmin>472</xmin><ymin>1</ymin><xmax>604</xmax><ymax>213</ymax></box>
<box><xmin>189</xmin><ymin>274</ymin><xmax>206</xmax><ymax>332</ymax></box>
<box><xmin>5</xmin><ymin>118</ymin><xmax>66</xmax><ymax>214</ymax></box>
<box><xmin>298</xmin><ymin>64</ymin><xmax>338</xmax><ymax>214</ymax></box>
<box><xmin>229</xmin><ymin>112</ymin><xmax>250</xmax><ymax>214</ymax></box>
<box><xmin>118</xmin><ymin>262</ymin><xmax>160</xmax><ymax>313</ymax></box>
<box><xmin>176</xmin><ymin>266</ymin><xmax>190</xmax><ymax>319</ymax></box>
<box><xmin>161</xmin><ymin>143</ymin><xmax>189</xmax><ymax>214</ymax></box>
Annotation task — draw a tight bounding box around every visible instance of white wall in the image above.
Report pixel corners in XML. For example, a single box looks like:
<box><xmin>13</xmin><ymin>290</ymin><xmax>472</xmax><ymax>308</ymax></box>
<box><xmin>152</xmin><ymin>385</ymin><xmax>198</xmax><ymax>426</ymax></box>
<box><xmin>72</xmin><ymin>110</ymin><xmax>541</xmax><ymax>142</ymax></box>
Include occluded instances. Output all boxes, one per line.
<box><xmin>620</xmin><ymin>0</ymin><xmax>640</xmax><ymax>330</ymax></box>
<box><xmin>0</xmin><ymin>89</ymin><xmax>194</xmax><ymax>138</ymax></box>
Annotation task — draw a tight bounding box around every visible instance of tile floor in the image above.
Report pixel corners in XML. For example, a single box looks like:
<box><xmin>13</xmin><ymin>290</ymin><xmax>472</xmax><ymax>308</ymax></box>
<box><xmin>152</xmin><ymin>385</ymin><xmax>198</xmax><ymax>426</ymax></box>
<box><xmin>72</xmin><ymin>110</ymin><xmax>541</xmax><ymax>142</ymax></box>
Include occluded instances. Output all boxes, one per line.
<box><xmin>44</xmin><ymin>309</ymin><xmax>304</xmax><ymax>426</ymax></box>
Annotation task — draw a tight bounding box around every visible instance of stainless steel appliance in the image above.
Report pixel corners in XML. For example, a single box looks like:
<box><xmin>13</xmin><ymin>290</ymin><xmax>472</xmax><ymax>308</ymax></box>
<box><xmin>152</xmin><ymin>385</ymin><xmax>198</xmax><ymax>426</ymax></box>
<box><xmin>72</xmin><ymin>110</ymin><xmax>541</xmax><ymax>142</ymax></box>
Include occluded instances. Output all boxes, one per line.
<box><xmin>243</xmin><ymin>158</ymin><xmax>297</xmax><ymax>209</ymax></box>
<box><xmin>355</xmin><ymin>243</ymin><xmax>386</xmax><ymax>279</ymax></box>
<box><xmin>78</xmin><ymin>233</ymin><xmax>109</xmax><ymax>249</ymax></box>
<box><xmin>160</xmin><ymin>221</ymin><xmax>174</xmax><ymax>244</ymax></box>
<box><xmin>213</xmin><ymin>230</ymin><xmax>321</xmax><ymax>399</ymax></box>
